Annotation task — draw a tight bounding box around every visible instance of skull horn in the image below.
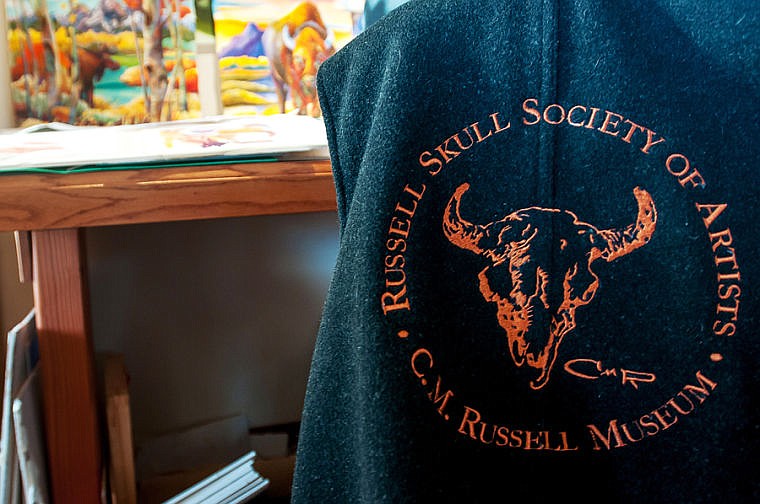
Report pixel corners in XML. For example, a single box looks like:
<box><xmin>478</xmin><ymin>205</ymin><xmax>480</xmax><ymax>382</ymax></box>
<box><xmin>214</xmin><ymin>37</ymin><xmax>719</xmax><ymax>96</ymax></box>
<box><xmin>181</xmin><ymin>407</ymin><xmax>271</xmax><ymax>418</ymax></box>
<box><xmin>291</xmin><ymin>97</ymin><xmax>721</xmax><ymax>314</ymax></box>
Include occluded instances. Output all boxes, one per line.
<box><xmin>594</xmin><ymin>187</ymin><xmax>657</xmax><ymax>262</ymax></box>
<box><xmin>442</xmin><ymin>183</ymin><xmax>488</xmax><ymax>255</ymax></box>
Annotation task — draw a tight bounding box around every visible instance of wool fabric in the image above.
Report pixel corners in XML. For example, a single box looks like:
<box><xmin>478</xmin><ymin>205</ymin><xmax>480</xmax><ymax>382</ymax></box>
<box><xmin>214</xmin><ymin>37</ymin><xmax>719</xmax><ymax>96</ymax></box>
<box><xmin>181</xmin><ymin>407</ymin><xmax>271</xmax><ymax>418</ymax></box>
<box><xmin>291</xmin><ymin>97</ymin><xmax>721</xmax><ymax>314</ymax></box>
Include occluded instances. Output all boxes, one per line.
<box><xmin>292</xmin><ymin>1</ymin><xmax>760</xmax><ymax>502</ymax></box>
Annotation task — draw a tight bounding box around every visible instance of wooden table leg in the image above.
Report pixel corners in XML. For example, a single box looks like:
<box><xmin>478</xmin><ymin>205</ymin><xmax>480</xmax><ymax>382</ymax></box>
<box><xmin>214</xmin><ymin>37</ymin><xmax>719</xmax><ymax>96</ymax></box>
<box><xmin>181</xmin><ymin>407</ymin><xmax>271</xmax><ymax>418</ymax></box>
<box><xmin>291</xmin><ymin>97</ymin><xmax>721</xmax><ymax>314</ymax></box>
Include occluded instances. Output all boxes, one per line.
<box><xmin>32</xmin><ymin>228</ymin><xmax>102</xmax><ymax>503</ymax></box>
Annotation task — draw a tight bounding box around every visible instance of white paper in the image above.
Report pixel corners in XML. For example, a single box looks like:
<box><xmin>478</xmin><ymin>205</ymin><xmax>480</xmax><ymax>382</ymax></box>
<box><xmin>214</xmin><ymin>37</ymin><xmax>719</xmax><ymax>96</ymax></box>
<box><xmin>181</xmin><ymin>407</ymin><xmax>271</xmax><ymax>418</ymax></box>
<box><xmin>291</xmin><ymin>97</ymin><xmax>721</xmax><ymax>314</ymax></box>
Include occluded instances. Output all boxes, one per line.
<box><xmin>0</xmin><ymin>114</ymin><xmax>328</xmax><ymax>173</ymax></box>
<box><xmin>12</xmin><ymin>367</ymin><xmax>50</xmax><ymax>504</ymax></box>
<box><xmin>162</xmin><ymin>451</ymin><xmax>268</xmax><ymax>504</ymax></box>
<box><xmin>1</xmin><ymin>309</ymin><xmax>36</xmax><ymax>504</ymax></box>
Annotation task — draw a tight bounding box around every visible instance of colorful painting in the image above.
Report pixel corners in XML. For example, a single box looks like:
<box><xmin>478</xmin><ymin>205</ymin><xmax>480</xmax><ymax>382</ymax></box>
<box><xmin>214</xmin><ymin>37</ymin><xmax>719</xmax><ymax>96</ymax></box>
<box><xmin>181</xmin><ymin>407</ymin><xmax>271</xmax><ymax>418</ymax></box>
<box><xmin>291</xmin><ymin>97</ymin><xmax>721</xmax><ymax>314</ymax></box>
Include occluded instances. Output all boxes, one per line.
<box><xmin>4</xmin><ymin>0</ymin><xmax>365</xmax><ymax>128</ymax></box>
<box><xmin>211</xmin><ymin>0</ymin><xmax>363</xmax><ymax>117</ymax></box>
<box><xmin>5</xmin><ymin>0</ymin><xmax>201</xmax><ymax>126</ymax></box>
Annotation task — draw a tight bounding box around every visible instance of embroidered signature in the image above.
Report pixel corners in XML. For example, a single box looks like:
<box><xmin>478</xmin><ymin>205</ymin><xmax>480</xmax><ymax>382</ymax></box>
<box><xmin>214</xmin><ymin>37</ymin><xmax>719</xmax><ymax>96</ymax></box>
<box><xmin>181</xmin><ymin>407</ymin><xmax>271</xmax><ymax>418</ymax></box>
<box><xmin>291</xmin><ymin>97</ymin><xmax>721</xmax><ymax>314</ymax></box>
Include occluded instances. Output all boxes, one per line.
<box><xmin>564</xmin><ymin>358</ymin><xmax>656</xmax><ymax>389</ymax></box>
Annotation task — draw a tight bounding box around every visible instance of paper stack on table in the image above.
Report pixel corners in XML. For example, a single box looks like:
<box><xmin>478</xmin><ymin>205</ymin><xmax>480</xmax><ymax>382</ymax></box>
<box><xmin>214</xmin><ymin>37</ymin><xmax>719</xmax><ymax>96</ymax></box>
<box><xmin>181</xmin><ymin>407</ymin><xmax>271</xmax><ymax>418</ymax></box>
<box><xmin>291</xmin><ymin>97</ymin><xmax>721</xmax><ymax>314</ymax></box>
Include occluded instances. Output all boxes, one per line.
<box><xmin>0</xmin><ymin>114</ymin><xmax>328</xmax><ymax>174</ymax></box>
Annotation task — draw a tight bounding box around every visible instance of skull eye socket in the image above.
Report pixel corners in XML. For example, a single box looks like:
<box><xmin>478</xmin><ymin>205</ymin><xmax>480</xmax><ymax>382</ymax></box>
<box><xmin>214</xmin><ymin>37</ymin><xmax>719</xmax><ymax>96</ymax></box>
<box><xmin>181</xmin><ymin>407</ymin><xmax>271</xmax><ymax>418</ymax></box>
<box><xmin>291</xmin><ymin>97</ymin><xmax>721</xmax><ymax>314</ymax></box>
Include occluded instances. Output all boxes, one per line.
<box><xmin>564</xmin><ymin>263</ymin><xmax>600</xmax><ymax>305</ymax></box>
<box><xmin>480</xmin><ymin>261</ymin><xmax>516</xmax><ymax>302</ymax></box>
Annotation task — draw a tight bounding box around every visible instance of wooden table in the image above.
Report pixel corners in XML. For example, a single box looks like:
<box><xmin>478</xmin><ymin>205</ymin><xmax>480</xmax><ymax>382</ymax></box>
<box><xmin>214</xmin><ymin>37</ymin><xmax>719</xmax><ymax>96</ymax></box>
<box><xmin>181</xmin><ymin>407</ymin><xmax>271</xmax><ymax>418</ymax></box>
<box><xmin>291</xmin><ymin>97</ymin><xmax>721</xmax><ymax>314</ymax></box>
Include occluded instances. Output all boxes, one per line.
<box><xmin>0</xmin><ymin>158</ymin><xmax>336</xmax><ymax>503</ymax></box>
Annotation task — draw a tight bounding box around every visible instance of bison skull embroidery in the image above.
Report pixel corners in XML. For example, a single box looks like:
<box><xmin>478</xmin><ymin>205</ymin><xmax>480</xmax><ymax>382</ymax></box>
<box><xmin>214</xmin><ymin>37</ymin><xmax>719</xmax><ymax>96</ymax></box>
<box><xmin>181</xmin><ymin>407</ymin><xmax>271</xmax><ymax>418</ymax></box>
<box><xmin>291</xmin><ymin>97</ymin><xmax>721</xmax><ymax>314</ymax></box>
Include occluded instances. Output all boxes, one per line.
<box><xmin>443</xmin><ymin>183</ymin><xmax>657</xmax><ymax>390</ymax></box>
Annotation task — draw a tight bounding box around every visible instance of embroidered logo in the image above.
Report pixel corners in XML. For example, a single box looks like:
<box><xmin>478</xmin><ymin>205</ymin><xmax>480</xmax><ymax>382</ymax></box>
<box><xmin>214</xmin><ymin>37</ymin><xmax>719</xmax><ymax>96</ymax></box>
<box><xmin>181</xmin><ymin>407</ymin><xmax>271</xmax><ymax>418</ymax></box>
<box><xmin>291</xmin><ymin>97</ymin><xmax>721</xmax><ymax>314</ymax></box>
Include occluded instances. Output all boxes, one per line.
<box><xmin>442</xmin><ymin>183</ymin><xmax>657</xmax><ymax>389</ymax></box>
<box><xmin>379</xmin><ymin>97</ymin><xmax>742</xmax><ymax>451</ymax></box>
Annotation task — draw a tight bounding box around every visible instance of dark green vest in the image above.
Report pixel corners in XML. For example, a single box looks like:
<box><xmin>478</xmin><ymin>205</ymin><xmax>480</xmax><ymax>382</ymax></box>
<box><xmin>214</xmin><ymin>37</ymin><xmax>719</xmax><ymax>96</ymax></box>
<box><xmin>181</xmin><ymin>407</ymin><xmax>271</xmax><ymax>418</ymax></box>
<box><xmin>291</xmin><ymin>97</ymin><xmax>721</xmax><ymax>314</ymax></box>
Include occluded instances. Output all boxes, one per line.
<box><xmin>293</xmin><ymin>1</ymin><xmax>759</xmax><ymax>502</ymax></box>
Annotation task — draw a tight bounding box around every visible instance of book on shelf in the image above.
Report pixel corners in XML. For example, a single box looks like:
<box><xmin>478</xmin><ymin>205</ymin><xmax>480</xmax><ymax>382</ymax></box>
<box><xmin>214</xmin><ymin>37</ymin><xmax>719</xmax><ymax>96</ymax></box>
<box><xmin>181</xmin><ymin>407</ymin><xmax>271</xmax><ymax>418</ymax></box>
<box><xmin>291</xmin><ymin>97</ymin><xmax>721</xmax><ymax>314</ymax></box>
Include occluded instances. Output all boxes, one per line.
<box><xmin>137</xmin><ymin>414</ymin><xmax>270</xmax><ymax>503</ymax></box>
<box><xmin>162</xmin><ymin>450</ymin><xmax>268</xmax><ymax>504</ymax></box>
<box><xmin>12</xmin><ymin>367</ymin><xmax>49</xmax><ymax>504</ymax></box>
<box><xmin>0</xmin><ymin>309</ymin><xmax>43</xmax><ymax>504</ymax></box>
